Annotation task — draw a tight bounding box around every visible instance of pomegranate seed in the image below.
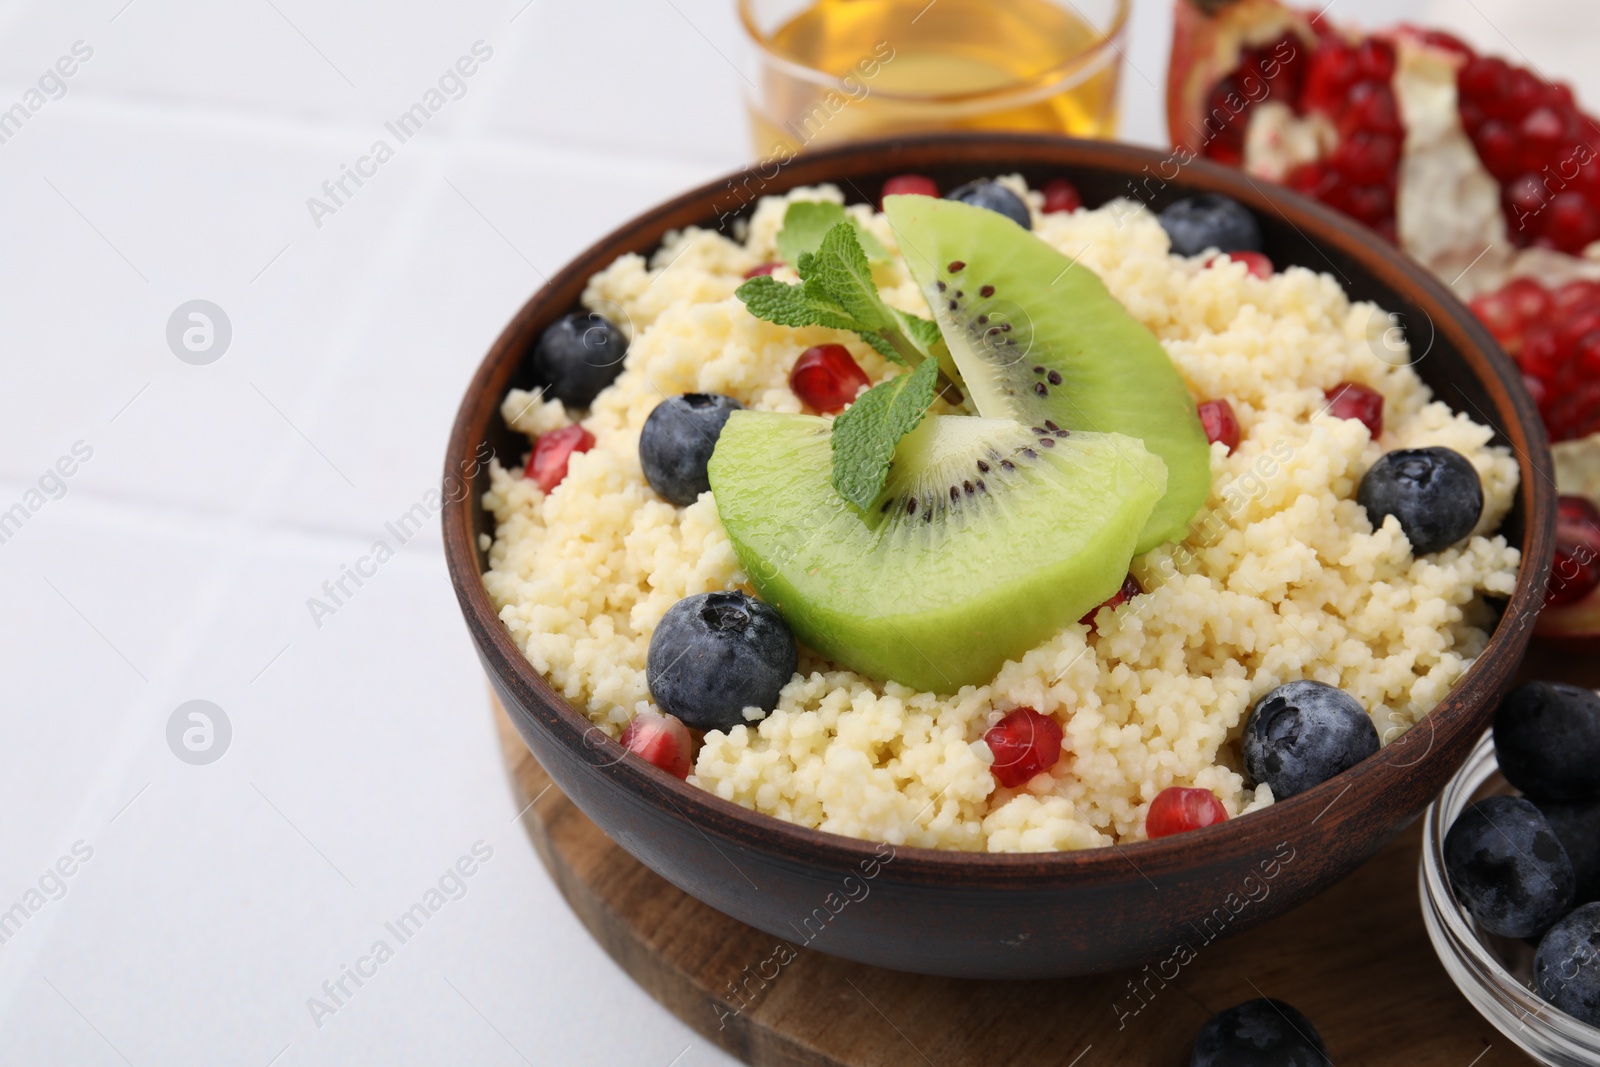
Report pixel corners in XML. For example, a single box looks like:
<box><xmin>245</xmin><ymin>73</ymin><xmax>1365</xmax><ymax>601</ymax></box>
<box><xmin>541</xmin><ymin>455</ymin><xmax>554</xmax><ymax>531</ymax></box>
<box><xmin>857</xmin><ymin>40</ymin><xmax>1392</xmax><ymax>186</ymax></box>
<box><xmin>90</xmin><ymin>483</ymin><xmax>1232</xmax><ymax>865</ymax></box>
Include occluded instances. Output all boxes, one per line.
<box><xmin>1339</xmin><ymin>82</ymin><xmax>1402</xmax><ymax>139</ymax></box>
<box><xmin>1552</xmin><ymin>280</ymin><xmax>1600</xmax><ymax>316</ymax></box>
<box><xmin>1080</xmin><ymin>573</ymin><xmax>1143</xmax><ymax>627</ymax></box>
<box><xmin>1559</xmin><ymin>309</ymin><xmax>1600</xmax><ymax>352</ymax></box>
<box><xmin>744</xmin><ymin>262</ymin><xmax>781</xmax><ymax>279</ymax></box>
<box><xmin>1470</xmin><ymin>288</ymin><xmax>1523</xmax><ymax>342</ymax></box>
<box><xmin>1576</xmin><ymin>330</ymin><xmax>1600</xmax><ymax>377</ymax></box>
<box><xmin>1518</xmin><ymin>323</ymin><xmax>1562</xmax><ymax>379</ymax></box>
<box><xmin>881</xmin><ymin>174</ymin><xmax>938</xmax><ymax>205</ymax></box>
<box><xmin>1506</xmin><ymin>68</ymin><xmax>1543</xmax><ymax>116</ymax></box>
<box><xmin>1146</xmin><ymin>787</ymin><xmax>1229</xmax><ymax>839</ymax></box>
<box><xmin>620</xmin><ymin>711</ymin><xmax>694</xmax><ymax>779</ymax></box>
<box><xmin>526</xmin><ymin>424</ymin><xmax>595</xmax><ymax>492</ymax></box>
<box><xmin>1546</xmin><ymin>521</ymin><xmax>1600</xmax><ymax>609</ymax></box>
<box><xmin>1331</xmin><ymin>132</ymin><xmax>1400</xmax><ymax>184</ymax></box>
<box><xmin>1520</xmin><ymin>106</ymin><xmax>1568</xmax><ymax>156</ymax></box>
<box><xmin>1197</xmin><ymin>397</ymin><xmax>1243</xmax><ymax>452</ymax></box>
<box><xmin>1411</xmin><ymin>28</ymin><xmax>1472</xmax><ymax>60</ymax></box>
<box><xmin>1220</xmin><ymin>251</ymin><xmax>1274</xmax><ymax>279</ymax></box>
<box><xmin>1502</xmin><ymin>277</ymin><xmax>1553</xmax><ymax>323</ymax></box>
<box><xmin>1459</xmin><ymin>56</ymin><xmax>1511</xmax><ymax>105</ymax></box>
<box><xmin>1543</xmin><ymin>192</ymin><xmax>1600</xmax><ymax>255</ymax></box>
<box><xmin>1345</xmin><ymin>183</ymin><xmax>1395</xmax><ymax>225</ymax></box>
<box><xmin>1559</xmin><ymin>494</ymin><xmax>1600</xmax><ymax>531</ymax></box>
<box><xmin>789</xmin><ymin>344</ymin><xmax>871</xmax><ymax>414</ymax></box>
<box><xmin>1041</xmin><ymin>178</ymin><xmax>1083</xmax><ymax>214</ymax></box>
<box><xmin>1302</xmin><ymin>43</ymin><xmax>1357</xmax><ymax>113</ymax></box>
<box><xmin>984</xmin><ymin>707</ymin><xmax>1063</xmax><ymax>788</ymax></box>
<box><xmin>1354</xmin><ymin>39</ymin><xmax>1396</xmax><ymax>83</ymax></box>
<box><xmin>1324</xmin><ymin>381</ymin><xmax>1384</xmax><ymax>438</ymax></box>
<box><xmin>1474</xmin><ymin>121</ymin><xmax>1522</xmax><ymax>180</ymax></box>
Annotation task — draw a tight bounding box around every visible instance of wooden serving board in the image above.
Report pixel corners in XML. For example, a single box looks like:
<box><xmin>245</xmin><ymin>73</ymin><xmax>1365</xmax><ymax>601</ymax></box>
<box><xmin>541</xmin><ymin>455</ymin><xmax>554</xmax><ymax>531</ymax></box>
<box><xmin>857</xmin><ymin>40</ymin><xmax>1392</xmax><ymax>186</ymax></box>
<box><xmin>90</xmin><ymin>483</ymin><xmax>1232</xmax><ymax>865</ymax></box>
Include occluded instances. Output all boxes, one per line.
<box><xmin>496</xmin><ymin>697</ymin><xmax>1551</xmax><ymax>1066</ymax></box>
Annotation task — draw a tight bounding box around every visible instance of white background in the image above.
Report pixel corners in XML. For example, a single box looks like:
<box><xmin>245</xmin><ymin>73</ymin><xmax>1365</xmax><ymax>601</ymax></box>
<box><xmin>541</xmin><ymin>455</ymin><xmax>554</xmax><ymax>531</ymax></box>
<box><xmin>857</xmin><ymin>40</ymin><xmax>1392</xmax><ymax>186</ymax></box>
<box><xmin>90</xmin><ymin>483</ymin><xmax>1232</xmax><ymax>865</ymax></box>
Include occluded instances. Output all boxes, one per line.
<box><xmin>0</xmin><ymin>1</ymin><xmax>1588</xmax><ymax>1064</ymax></box>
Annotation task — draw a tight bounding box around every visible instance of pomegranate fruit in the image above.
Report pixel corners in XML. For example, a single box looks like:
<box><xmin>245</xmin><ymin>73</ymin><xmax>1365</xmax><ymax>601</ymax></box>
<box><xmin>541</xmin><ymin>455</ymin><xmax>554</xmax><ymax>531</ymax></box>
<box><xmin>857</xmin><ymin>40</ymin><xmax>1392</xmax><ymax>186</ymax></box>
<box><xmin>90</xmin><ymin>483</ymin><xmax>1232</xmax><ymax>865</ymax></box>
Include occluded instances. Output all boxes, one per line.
<box><xmin>984</xmin><ymin>707</ymin><xmax>1064</xmax><ymax>788</ymax></box>
<box><xmin>1167</xmin><ymin>0</ymin><xmax>1600</xmax><ymax>288</ymax></box>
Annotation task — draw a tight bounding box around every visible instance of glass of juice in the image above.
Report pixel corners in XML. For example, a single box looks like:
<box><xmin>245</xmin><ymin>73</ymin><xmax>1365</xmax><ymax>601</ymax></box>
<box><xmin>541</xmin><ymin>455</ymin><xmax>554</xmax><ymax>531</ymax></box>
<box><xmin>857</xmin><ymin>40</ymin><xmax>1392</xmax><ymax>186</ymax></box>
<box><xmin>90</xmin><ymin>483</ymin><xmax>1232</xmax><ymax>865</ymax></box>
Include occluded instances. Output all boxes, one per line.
<box><xmin>737</xmin><ymin>0</ymin><xmax>1129</xmax><ymax>159</ymax></box>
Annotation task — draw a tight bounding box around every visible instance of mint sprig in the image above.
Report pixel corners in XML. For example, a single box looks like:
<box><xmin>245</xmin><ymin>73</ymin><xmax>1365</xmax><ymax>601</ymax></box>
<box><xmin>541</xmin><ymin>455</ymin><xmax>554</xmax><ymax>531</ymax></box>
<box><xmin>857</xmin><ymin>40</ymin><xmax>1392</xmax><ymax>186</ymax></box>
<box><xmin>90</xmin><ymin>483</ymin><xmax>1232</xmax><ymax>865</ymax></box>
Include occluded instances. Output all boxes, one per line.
<box><xmin>830</xmin><ymin>357</ymin><xmax>940</xmax><ymax>510</ymax></box>
<box><xmin>736</xmin><ymin>221</ymin><xmax>942</xmax><ymax>366</ymax></box>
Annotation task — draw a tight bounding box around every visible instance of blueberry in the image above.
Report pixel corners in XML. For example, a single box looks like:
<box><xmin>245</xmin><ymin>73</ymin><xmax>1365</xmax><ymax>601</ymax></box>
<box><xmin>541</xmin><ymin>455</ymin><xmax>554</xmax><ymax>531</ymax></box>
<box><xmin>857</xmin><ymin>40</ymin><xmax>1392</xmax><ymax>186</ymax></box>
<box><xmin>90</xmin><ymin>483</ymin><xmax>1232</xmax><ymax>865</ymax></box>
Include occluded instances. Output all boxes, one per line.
<box><xmin>532</xmin><ymin>312</ymin><xmax>628</xmax><ymax>408</ymax></box>
<box><xmin>1535</xmin><ymin>902</ymin><xmax>1600</xmax><ymax>1025</ymax></box>
<box><xmin>1190</xmin><ymin>999</ymin><xmax>1329</xmax><ymax>1067</ymax></box>
<box><xmin>646</xmin><ymin>591</ymin><xmax>798</xmax><ymax>732</ymax></box>
<box><xmin>1495</xmin><ymin>681</ymin><xmax>1600</xmax><ymax>802</ymax></box>
<box><xmin>945</xmin><ymin>180</ymin><xmax>1032</xmax><ymax>230</ymax></box>
<box><xmin>639</xmin><ymin>394</ymin><xmax>743</xmax><ymax>506</ymax></box>
<box><xmin>1356</xmin><ymin>447</ymin><xmax>1483</xmax><ymax>555</ymax></box>
<box><xmin>1444</xmin><ymin>795</ymin><xmax>1575</xmax><ymax>939</ymax></box>
<box><xmin>1160</xmin><ymin>194</ymin><xmax>1263</xmax><ymax>257</ymax></box>
<box><xmin>1242</xmin><ymin>680</ymin><xmax>1379</xmax><ymax>800</ymax></box>
<box><xmin>1535</xmin><ymin>800</ymin><xmax>1600</xmax><ymax>905</ymax></box>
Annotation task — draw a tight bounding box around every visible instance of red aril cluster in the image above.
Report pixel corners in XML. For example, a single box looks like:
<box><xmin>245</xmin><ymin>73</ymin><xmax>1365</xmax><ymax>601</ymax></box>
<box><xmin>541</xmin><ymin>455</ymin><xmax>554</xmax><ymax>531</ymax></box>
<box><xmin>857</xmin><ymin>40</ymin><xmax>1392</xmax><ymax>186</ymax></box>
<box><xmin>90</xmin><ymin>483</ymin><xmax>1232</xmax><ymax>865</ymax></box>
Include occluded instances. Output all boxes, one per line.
<box><xmin>619</xmin><ymin>711</ymin><xmax>694</xmax><ymax>780</ymax></box>
<box><xmin>527</xmin><ymin>424</ymin><xmax>595</xmax><ymax>492</ymax></box>
<box><xmin>1145</xmin><ymin>786</ymin><xmax>1229</xmax><ymax>838</ymax></box>
<box><xmin>1324</xmin><ymin>381</ymin><xmax>1384</xmax><ymax>438</ymax></box>
<box><xmin>1200</xmin><ymin>33</ymin><xmax>1307</xmax><ymax>167</ymax></box>
<box><xmin>1197</xmin><ymin>397</ymin><xmax>1241</xmax><ymax>453</ymax></box>
<box><xmin>984</xmin><ymin>707</ymin><xmax>1063</xmax><ymax>788</ymax></box>
<box><xmin>1456</xmin><ymin>54</ymin><xmax>1600</xmax><ymax>254</ymax></box>
<box><xmin>789</xmin><ymin>344</ymin><xmax>871</xmax><ymax>414</ymax></box>
<box><xmin>1471</xmin><ymin>277</ymin><xmax>1600</xmax><ymax>441</ymax></box>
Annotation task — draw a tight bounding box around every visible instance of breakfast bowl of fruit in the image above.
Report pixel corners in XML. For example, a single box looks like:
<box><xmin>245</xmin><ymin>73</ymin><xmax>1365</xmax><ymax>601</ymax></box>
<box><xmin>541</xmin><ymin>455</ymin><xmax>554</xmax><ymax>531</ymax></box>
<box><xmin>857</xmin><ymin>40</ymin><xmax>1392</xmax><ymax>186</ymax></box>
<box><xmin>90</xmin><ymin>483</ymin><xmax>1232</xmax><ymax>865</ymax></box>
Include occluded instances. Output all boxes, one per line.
<box><xmin>442</xmin><ymin>132</ymin><xmax>1554</xmax><ymax>978</ymax></box>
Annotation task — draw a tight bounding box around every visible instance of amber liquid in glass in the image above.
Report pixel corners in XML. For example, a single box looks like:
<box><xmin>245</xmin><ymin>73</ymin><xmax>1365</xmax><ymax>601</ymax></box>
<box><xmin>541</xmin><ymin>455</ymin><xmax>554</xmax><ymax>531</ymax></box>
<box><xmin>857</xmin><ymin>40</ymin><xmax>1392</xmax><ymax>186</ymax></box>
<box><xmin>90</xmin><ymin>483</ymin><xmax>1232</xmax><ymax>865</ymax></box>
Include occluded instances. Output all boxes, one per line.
<box><xmin>748</xmin><ymin>0</ymin><xmax>1121</xmax><ymax>157</ymax></box>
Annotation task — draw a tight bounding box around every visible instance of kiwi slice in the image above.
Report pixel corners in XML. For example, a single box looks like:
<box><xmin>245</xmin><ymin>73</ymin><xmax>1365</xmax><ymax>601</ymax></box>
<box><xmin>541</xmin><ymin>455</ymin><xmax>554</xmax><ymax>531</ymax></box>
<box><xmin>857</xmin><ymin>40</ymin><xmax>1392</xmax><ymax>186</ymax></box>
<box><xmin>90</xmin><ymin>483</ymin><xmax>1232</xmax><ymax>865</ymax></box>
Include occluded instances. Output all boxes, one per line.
<box><xmin>883</xmin><ymin>194</ymin><xmax>1210</xmax><ymax>553</ymax></box>
<box><xmin>708</xmin><ymin>411</ymin><xmax>1166</xmax><ymax>693</ymax></box>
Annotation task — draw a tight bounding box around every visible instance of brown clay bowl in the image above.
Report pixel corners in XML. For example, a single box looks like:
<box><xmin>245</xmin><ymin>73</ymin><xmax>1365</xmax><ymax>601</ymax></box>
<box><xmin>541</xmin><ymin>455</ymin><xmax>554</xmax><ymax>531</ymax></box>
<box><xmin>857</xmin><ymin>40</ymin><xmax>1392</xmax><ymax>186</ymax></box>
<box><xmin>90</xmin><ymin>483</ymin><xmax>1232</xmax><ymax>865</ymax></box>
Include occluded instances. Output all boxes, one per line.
<box><xmin>443</xmin><ymin>132</ymin><xmax>1555</xmax><ymax>979</ymax></box>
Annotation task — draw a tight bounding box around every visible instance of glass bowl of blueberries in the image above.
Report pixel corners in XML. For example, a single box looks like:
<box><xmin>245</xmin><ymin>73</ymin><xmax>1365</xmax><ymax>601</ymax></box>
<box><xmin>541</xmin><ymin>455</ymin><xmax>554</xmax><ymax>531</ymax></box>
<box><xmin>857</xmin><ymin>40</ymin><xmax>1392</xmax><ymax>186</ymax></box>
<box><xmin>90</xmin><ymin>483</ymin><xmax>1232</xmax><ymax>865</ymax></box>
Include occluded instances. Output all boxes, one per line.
<box><xmin>1422</xmin><ymin>681</ymin><xmax>1600</xmax><ymax>1064</ymax></box>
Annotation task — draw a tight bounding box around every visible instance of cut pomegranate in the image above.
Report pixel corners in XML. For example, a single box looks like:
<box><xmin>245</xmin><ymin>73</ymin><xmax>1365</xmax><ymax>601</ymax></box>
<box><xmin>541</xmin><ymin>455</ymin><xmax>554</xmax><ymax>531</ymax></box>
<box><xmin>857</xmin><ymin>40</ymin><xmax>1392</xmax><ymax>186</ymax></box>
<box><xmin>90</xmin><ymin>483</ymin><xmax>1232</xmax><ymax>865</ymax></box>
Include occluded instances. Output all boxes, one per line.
<box><xmin>1080</xmin><ymin>574</ymin><xmax>1143</xmax><ymax>628</ymax></box>
<box><xmin>1197</xmin><ymin>397</ymin><xmax>1242</xmax><ymax>453</ymax></box>
<box><xmin>526</xmin><ymin>424</ymin><xmax>596</xmax><ymax>492</ymax></box>
<box><xmin>743</xmin><ymin>262</ymin><xmax>781</xmax><ymax>279</ymax></box>
<box><xmin>1167</xmin><ymin>0</ymin><xmax>1600</xmax><ymax>281</ymax></box>
<box><xmin>789</xmin><ymin>344</ymin><xmax>871</xmax><ymax>414</ymax></box>
<box><xmin>1324</xmin><ymin>381</ymin><xmax>1384</xmax><ymax>438</ymax></box>
<box><xmin>1041</xmin><ymin>178</ymin><xmax>1083</xmax><ymax>214</ymax></box>
<box><xmin>1146</xmin><ymin>786</ymin><xmax>1229</xmax><ymax>838</ymax></box>
<box><xmin>619</xmin><ymin>711</ymin><xmax>694</xmax><ymax>780</ymax></box>
<box><xmin>881</xmin><ymin>174</ymin><xmax>938</xmax><ymax>206</ymax></box>
<box><xmin>984</xmin><ymin>707</ymin><xmax>1064</xmax><ymax>788</ymax></box>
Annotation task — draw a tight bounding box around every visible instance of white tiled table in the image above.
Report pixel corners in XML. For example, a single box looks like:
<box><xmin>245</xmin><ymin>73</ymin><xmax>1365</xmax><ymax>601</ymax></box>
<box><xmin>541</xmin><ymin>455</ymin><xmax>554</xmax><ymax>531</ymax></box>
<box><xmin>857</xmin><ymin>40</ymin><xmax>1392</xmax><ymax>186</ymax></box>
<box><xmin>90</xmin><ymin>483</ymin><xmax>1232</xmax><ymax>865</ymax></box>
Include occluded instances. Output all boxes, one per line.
<box><xmin>0</xmin><ymin>1</ymin><xmax>1585</xmax><ymax>1064</ymax></box>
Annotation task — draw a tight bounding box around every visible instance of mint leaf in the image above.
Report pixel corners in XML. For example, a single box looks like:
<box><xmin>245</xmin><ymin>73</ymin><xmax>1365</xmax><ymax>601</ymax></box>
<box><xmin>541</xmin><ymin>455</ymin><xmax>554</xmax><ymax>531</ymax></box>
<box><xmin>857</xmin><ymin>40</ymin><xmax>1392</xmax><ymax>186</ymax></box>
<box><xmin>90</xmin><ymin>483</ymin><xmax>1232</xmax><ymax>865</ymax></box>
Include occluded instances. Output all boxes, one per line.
<box><xmin>830</xmin><ymin>357</ymin><xmax>940</xmax><ymax>509</ymax></box>
<box><xmin>900</xmin><ymin>312</ymin><xmax>943</xmax><ymax>353</ymax></box>
<box><xmin>776</xmin><ymin>202</ymin><xmax>889</xmax><ymax>264</ymax></box>
<box><xmin>734</xmin><ymin>275</ymin><xmax>870</xmax><ymax>333</ymax></box>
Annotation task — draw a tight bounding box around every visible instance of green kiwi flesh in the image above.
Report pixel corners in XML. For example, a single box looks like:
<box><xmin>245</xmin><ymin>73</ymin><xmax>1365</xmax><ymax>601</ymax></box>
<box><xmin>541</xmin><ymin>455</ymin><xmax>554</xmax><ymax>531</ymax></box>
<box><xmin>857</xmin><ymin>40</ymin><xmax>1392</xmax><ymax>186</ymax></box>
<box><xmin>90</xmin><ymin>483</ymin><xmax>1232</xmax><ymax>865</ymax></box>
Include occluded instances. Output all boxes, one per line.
<box><xmin>707</xmin><ymin>410</ymin><xmax>1166</xmax><ymax>693</ymax></box>
<box><xmin>883</xmin><ymin>194</ymin><xmax>1210</xmax><ymax>553</ymax></box>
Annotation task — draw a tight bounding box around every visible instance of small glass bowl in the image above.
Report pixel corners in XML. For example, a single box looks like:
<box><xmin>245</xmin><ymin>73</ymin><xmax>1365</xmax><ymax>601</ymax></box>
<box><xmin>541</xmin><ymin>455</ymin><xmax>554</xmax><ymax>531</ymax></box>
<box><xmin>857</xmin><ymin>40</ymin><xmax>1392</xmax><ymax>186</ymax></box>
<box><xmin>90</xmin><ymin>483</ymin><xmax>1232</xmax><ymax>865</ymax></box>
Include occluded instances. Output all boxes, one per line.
<box><xmin>1420</xmin><ymin>731</ymin><xmax>1600</xmax><ymax>1064</ymax></box>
